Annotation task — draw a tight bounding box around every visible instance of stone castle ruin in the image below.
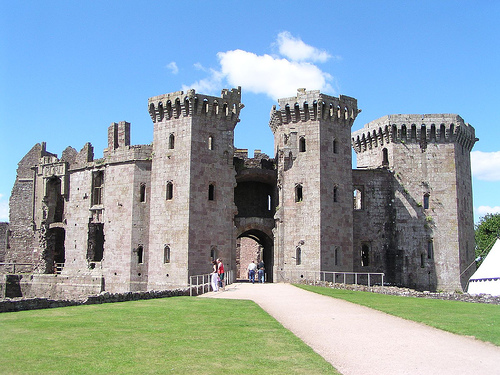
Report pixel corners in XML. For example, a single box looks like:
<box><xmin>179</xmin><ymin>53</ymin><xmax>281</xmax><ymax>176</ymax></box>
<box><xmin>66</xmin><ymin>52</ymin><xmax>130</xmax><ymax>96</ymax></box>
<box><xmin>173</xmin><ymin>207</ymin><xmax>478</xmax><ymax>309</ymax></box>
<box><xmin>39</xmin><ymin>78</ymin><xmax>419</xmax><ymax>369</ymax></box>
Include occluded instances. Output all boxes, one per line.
<box><xmin>0</xmin><ymin>87</ymin><xmax>478</xmax><ymax>299</ymax></box>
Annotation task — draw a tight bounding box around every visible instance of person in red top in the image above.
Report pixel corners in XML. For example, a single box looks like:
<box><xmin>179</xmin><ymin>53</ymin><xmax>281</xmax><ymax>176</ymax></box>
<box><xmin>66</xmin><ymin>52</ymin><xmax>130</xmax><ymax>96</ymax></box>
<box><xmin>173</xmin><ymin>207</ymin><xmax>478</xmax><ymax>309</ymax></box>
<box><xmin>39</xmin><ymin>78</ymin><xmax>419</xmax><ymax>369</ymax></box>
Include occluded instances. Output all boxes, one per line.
<box><xmin>217</xmin><ymin>258</ymin><xmax>225</xmax><ymax>289</ymax></box>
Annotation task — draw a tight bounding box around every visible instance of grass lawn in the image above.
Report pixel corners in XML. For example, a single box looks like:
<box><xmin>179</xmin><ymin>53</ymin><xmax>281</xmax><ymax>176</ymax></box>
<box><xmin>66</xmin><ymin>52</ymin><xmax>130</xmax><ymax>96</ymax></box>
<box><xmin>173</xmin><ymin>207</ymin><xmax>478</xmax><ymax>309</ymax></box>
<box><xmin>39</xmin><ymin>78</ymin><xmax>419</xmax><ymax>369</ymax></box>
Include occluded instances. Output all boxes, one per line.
<box><xmin>296</xmin><ymin>284</ymin><xmax>500</xmax><ymax>346</ymax></box>
<box><xmin>0</xmin><ymin>297</ymin><xmax>338</xmax><ymax>374</ymax></box>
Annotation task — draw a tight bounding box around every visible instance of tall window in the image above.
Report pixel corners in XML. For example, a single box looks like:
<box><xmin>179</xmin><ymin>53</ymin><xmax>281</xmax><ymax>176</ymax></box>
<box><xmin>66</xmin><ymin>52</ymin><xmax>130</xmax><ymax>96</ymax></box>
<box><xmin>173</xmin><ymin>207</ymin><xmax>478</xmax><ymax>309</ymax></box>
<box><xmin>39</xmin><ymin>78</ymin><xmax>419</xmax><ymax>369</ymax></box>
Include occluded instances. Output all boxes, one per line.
<box><xmin>137</xmin><ymin>246</ymin><xmax>144</xmax><ymax>264</ymax></box>
<box><xmin>299</xmin><ymin>137</ymin><xmax>306</xmax><ymax>152</ymax></box>
<box><xmin>427</xmin><ymin>240</ymin><xmax>434</xmax><ymax>259</ymax></box>
<box><xmin>361</xmin><ymin>244</ymin><xmax>370</xmax><ymax>267</ymax></box>
<box><xmin>164</xmin><ymin>245</ymin><xmax>171</xmax><ymax>263</ymax></box>
<box><xmin>295</xmin><ymin>184</ymin><xmax>303</xmax><ymax>202</ymax></box>
<box><xmin>353</xmin><ymin>188</ymin><xmax>363</xmax><ymax>210</ymax></box>
<box><xmin>140</xmin><ymin>183</ymin><xmax>146</xmax><ymax>202</ymax></box>
<box><xmin>166</xmin><ymin>181</ymin><xmax>173</xmax><ymax>200</ymax></box>
<box><xmin>208</xmin><ymin>135</ymin><xmax>214</xmax><ymax>150</ymax></box>
<box><xmin>168</xmin><ymin>133</ymin><xmax>175</xmax><ymax>149</ymax></box>
<box><xmin>334</xmin><ymin>247</ymin><xmax>340</xmax><ymax>266</ymax></box>
<box><xmin>333</xmin><ymin>138</ymin><xmax>338</xmax><ymax>154</ymax></box>
<box><xmin>210</xmin><ymin>246</ymin><xmax>217</xmax><ymax>261</ymax></box>
<box><xmin>333</xmin><ymin>186</ymin><xmax>338</xmax><ymax>203</ymax></box>
<box><xmin>296</xmin><ymin>247</ymin><xmax>302</xmax><ymax>265</ymax></box>
<box><xmin>92</xmin><ymin>171</ymin><xmax>104</xmax><ymax>206</ymax></box>
<box><xmin>382</xmin><ymin>148</ymin><xmax>389</xmax><ymax>166</ymax></box>
<box><xmin>208</xmin><ymin>184</ymin><xmax>215</xmax><ymax>201</ymax></box>
<box><xmin>423</xmin><ymin>194</ymin><xmax>430</xmax><ymax>209</ymax></box>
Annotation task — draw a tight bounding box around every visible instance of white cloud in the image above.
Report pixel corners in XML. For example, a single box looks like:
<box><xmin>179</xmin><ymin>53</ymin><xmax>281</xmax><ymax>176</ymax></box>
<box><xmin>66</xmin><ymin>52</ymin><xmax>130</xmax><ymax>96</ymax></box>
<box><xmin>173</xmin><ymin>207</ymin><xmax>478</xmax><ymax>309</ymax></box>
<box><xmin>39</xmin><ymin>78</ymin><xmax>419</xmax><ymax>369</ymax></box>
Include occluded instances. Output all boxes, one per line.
<box><xmin>476</xmin><ymin>206</ymin><xmax>500</xmax><ymax>217</ymax></box>
<box><xmin>471</xmin><ymin>151</ymin><xmax>500</xmax><ymax>181</ymax></box>
<box><xmin>182</xmin><ymin>32</ymin><xmax>335</xmax><ymax>100</ymax></box>
<box><xmin>0</xmin><ymin>194</ymin><xmax>8</xmax><ymax>222</ymax></box>
<box><xmin>276</xmin><ymin>31</ymin><xmax>331</xmax><ymax>63</ymax></box>
<box><xmin>166</xmin><ymin>62</ymin><xmax>179</xmax><ymax>75</ymax></box>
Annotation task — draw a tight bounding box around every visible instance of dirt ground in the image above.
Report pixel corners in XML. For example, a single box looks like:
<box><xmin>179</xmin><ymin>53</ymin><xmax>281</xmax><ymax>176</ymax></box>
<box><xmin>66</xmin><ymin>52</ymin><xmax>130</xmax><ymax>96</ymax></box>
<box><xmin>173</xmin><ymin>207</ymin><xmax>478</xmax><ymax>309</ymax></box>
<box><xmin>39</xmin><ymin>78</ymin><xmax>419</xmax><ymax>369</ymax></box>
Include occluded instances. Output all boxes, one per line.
<box><xmin>202</xmin><ymin>282</ymin><xmax>500</xmax><ymax>375</ymax></box>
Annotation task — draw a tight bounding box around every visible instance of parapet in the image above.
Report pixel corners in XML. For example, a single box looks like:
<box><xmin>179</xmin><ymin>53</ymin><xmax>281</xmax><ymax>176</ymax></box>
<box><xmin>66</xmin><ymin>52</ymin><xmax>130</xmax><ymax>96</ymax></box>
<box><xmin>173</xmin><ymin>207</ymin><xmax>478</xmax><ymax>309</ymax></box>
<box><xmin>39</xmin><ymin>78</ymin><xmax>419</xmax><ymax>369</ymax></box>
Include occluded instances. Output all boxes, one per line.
<box><xmin>352</xmin><ymin>114</ymin><xmax>478</xmax><ymax>153</ymax></box>
<box><xmin>148</xmin><ymin>87</ymin><xmax>244</xmax><ymax>124</ymax></box>
<box><xmin>269</xmin><ymin>88</ymin><xmax>359</xmax><ymax>133</ymax></box>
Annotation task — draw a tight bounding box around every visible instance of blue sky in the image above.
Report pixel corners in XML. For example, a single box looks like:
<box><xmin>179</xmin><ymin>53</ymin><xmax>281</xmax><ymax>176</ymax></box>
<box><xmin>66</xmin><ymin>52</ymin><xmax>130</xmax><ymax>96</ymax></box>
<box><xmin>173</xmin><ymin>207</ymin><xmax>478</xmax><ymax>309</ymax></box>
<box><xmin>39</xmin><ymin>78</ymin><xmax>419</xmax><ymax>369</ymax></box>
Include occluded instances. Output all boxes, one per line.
<box><xmin>1</xmin><ymin>1</ymin><xmax>499</xmax><ymax>223</ymax></box>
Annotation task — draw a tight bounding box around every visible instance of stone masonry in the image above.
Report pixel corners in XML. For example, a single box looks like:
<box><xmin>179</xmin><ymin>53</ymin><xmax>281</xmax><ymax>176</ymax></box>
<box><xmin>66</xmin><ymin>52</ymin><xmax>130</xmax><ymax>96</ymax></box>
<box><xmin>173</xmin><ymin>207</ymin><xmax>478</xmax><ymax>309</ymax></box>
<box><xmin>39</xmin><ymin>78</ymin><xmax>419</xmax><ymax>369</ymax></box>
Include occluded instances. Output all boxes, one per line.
<box><xmin>1</xmin><ymin>88</ymin><xmax>478</xmax><ymax>299</ymax></box>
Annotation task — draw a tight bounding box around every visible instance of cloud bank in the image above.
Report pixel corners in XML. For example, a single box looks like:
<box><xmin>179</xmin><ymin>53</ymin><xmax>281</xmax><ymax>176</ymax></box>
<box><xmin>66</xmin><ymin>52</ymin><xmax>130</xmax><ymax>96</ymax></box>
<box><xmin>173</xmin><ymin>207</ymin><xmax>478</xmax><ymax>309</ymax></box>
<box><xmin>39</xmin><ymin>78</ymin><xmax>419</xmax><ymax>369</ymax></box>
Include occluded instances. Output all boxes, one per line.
<box><xmin>471</xmin><ymin>151</ymin><xmax>500</xmax><ymax>181</ymax></box>
<box><xmin>476</xmin><ymin>205</ymin><xmax>500</xmax><ymax>218</ymax></box>
<box><xmin>0</xmin><ymin>194</ymin><xmax>8</xmax><ymax>221</ymax></box>
<box><xmin>182</xmin><ymin>32</ymin><xmax>335</xmax><ymax>100</ymax></box>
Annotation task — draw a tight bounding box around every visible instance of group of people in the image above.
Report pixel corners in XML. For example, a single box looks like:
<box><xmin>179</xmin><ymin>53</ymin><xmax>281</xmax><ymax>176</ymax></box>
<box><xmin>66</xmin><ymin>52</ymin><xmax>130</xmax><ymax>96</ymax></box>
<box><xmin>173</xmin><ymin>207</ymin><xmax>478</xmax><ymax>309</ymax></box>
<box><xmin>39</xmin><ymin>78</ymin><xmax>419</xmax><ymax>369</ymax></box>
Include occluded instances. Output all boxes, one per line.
<box><xmin>211</xmin><ymin>258</ymin><xmax>225</xmax><ymax>292</ymax></box>
<box><xmin>247</xmin><ymin>259</ymin><xmax>265</xmax><ymax>284</ymax></box>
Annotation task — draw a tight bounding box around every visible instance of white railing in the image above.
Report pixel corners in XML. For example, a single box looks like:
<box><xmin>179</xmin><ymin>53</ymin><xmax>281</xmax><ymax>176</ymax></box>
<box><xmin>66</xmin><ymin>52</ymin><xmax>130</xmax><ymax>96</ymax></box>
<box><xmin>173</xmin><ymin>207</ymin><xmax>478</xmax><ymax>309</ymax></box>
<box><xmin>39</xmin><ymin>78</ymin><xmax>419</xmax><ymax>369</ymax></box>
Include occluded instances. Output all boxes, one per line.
<box><xmin>277</xmin><ymin>270</ymin><xmax>384</xmax><ymax>288</ymax></box>
<box><xmin>189</xmin><ymin>269</ymin><xmax>234</xmax><ymax>296</ymax></box>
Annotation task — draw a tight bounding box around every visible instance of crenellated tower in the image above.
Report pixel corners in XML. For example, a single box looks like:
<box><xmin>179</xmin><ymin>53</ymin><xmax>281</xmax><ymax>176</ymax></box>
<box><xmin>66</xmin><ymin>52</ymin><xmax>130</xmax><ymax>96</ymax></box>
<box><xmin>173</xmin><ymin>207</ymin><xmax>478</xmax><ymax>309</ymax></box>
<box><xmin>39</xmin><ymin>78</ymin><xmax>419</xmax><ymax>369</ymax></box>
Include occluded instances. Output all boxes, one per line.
<box><xmin>270</xmin><ymin>89</ymin><xmax>359</xmax><ymax>280</ymax></box>
<box><xmin>147</xmin><ymin>88</ymin><xmax>243</xmax><ymax>289</ymax></box>
<box><xmin>352</xmin><ymin>114</ymin><xmax>478</xmax><ymax>291</ymax></box>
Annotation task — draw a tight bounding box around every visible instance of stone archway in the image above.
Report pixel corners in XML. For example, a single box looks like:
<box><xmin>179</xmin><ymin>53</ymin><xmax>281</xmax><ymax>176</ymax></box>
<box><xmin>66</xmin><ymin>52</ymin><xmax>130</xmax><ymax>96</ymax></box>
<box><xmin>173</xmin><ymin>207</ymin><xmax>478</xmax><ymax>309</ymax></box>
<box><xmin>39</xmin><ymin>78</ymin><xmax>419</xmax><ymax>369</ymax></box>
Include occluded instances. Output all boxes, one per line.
<box><xmin>235</xmin><ymin>222</ymin><xmax>274</xmax><ymax>282</ymax></box>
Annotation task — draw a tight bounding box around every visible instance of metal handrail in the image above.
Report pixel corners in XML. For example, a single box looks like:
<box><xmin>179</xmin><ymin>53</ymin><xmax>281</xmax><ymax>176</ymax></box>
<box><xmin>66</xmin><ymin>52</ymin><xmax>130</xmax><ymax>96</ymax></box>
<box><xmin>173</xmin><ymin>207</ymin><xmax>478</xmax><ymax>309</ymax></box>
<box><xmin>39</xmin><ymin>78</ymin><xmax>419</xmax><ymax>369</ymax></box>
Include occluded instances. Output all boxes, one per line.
<box><xmin>277</xmin><ymin>269</ymin><xmax>384</xmax><ymax>288</ymax></box>
<box><xmin>189</xmin><ymin>269</ymin><xmax>234</xmax><ymax>296</ymax></box>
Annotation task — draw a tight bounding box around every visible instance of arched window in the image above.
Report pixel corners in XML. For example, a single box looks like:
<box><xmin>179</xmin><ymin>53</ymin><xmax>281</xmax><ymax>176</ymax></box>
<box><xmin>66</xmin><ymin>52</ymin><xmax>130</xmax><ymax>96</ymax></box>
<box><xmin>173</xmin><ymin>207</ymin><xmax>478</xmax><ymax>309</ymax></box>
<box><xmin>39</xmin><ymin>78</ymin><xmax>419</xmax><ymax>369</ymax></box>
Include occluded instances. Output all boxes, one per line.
<box><xmin>210</xmin><ymin>246</ymin><xmax>217</xmax><ymax>261</ymax></box>
<box><xmin>354</xmin><ymin>188</ymin><xmax>363</xmax><ymax>210</ymax></box>
<box><xmin>166</xmin><ymin>181</ymin><xmax>173</xmax><ymax>200</ymax></box>
<box><xmin>137</xmin><ymin>246</ymin><xmax>144</xmax><ymax>264</ymax></box>
<box><xmin>295</xmin><ymin>184</ymin><xmax>303</xmax><ymax>202</ymax></box>
<box><xmin>168</xmin><ymin>133</ymin><xmax>175</xmax><ymax>150</ymax></box>
<box><xmin>296</xmin><ymin>247</ymin><xmax>302</xmax><ymax>265</ymax></box>
<box><xmin>208</xmin><ymin>135</ymin><xmax>214</xmax><ymax>150</ymax></box>
<box><xmin>164</xmin><ymin>245</ymin><xmax>171</xmax><ymax>263</ymax></box>
<box><xmin>299</xmin><ymin>137</ymin><xmax>306</xmax><ymax>152</ymax></box>
<box><xmin>333</xmin><ymin>138</ymin><xmax>338</xmax><ymax>154</ymax></box>
<box><xmin>140</xmin><ymin>183</ymin><xmax>146</xmax><ymax>202</ymax></box>
<box><xmin>382</xmin><ymin>148</ymin><xmax>389</xmax><ymax>166</ymax></box>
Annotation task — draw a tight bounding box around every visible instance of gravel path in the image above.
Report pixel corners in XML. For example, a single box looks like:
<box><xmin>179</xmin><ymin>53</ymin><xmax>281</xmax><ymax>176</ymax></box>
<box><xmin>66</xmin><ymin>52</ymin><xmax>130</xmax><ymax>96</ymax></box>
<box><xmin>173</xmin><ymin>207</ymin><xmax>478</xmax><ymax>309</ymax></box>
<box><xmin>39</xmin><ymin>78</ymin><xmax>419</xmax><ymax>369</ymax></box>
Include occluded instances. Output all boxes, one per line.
<box><xmin>201</xmin><ymin>282</ymin><xmax>500</xmax><ymax>375</ymax></box>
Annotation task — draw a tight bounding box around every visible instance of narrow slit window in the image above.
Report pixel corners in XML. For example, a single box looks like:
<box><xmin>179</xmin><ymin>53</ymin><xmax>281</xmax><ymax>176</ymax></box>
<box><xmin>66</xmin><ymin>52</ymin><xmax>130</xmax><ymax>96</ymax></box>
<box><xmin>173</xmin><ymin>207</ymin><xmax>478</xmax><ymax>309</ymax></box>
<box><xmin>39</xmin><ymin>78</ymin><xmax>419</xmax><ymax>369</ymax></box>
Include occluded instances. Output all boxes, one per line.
<box><xmin>164</xmin><ymin>245</ymin><xmax>171</xmax><ymax>263</ymax></box>
<box><xmin>92</xmin><ymin>171</ymin><xmax>104</xmax><ymax>206</ymax></box>
<box><xmin>333</xmin><ymin>186</ymin><xmax>338</xmax><ymax>203</ymax></box>
<box><xmin>333</xmin><ymin>138</ymin><xmax>338</xmax><ymax>154</ymax></box>
<box><xmin>427</xmin><ymin>240</ymin><xmax>434</xmax><ymax>259</ymax></box>
<box><xmin>299</xmin><ymin>137</ymin><xmax>306</xmax><ymax>152</ymax></box>
<box><xmin>353</xmin><ymin>188</ymin><xmax>363</xmax><ymax>210</ymax></box>
<box><xmin>168</xmin><ymin>133</ymin><xmax>175</xmax><ymax>149</ymax></box>
<box><xmin>361</xmin><ymin>244</ymin><xmax>370</xmax><ymax>267</ymax></box>
<box><xmin>296</xmin><ymin>247</ymin><xmax>301</xmax><ymax>265</ymax></box>
<box><xmin>208</xmin><ymin>135</ymin><xmax>214</xmax><ymax>150</ymax></box>
<box><xmin>140</xmin><ymin>183</ymin><xmax>146</xmax><ymax>202</ymax></box>
<box><xmin>334</xmin><ymin>247</ymin><xmax>340</xmax><ymax>266</ymax></box>
<box><xmin>423</xmin><ymin>194</ymin><xmax>430</xmax><ymax>209</ymax></box>
<box><xmin>208</xmin><ymin>184</ymin><xmax>215</xmax><ymax>201</ymax></box>
<box><xmin>137</xmin><ymin>246</ymin><xmax>144</xmax><ymax>264</ymax></box>
<box><xmin>166</xmin><ymin>182</ymin><xmax>173</xmax><ymax>200</ymax></box>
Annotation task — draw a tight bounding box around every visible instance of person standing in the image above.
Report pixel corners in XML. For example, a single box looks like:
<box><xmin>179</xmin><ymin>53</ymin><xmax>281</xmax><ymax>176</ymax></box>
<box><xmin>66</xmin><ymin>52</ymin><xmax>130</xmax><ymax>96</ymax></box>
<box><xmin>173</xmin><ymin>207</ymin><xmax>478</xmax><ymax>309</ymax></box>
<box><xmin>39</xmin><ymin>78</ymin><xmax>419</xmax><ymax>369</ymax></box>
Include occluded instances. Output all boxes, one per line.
<box><xmin>211</xmin><ymin>260</ymin><xmax>219</xmax><ymax>292</ymax></box>
<box><xmin>257</xmin><ymin>259</ymin><xmax>265</xmax><ymax>283</ymax></box>
<box><xmin>217</xmin><ymin>258</ymin><xmax>225</xmax><ymax>290</ymax></box>
<box><xmin>248</xmin><ymin>260</ymin><xmax>257</xmax><ymax>284</ymax></box>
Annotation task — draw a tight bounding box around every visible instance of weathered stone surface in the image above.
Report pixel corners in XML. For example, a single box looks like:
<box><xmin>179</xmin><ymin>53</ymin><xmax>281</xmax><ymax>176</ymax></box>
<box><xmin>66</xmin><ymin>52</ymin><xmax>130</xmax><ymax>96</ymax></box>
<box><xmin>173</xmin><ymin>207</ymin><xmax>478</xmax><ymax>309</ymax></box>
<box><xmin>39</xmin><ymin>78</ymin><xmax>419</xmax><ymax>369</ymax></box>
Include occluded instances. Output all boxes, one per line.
<box><xmin>1</xmin><ymin>88</ymin><xmax>477</xmax><ymax>299</ymax></box>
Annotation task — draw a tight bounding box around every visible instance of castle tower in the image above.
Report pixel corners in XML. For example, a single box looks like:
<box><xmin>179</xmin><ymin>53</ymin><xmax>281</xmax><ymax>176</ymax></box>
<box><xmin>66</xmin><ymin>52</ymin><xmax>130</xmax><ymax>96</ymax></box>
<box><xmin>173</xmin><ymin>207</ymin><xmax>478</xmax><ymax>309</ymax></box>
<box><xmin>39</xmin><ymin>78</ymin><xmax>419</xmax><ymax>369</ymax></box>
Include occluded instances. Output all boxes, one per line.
<box><xmin>352</xmin><ymin>114</ymin><xmax>477</xmax><ymax>291</ymax></box>
<box><xmin>147</xmin><ymin>88</ymin><xmax>242</xmax><ymax>289</ymax></box>
<box><xmin>270</xmin><ymin>89</ymin><xmax>359</xmax><ymax>281</ymax></box>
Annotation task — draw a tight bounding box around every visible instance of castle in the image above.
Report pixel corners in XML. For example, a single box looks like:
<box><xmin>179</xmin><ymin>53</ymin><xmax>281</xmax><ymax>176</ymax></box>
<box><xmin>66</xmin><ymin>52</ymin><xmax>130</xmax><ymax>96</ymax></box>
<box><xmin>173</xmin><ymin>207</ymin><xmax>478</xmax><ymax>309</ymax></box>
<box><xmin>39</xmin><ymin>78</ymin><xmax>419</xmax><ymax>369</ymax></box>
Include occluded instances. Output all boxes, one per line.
<box><xmin>0</xmin><ymin>87</ymin><xmax>478</xmax><ymax>298</ymax></box>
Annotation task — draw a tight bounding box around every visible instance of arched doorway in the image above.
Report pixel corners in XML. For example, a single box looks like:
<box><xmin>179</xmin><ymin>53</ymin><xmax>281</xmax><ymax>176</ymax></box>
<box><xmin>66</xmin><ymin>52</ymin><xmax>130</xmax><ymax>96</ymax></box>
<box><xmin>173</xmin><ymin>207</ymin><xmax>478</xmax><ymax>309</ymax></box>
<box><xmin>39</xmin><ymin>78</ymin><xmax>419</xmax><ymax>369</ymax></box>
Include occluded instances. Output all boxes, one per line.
<box><xmin>236</xmin><ymin>228</ymin><xmax>273</xmax><ymax>283</ymax></box>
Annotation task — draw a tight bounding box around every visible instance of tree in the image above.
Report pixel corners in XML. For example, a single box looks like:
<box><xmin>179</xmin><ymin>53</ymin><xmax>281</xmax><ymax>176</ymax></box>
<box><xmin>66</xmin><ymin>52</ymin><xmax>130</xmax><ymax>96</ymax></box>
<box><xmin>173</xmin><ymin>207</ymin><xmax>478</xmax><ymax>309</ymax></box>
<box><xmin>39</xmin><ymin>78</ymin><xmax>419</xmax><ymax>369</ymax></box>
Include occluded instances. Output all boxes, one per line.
<box><xmin>475</xmin><ymin>213</ymin><xmax>500</xmax><ymax>265</ymax></box>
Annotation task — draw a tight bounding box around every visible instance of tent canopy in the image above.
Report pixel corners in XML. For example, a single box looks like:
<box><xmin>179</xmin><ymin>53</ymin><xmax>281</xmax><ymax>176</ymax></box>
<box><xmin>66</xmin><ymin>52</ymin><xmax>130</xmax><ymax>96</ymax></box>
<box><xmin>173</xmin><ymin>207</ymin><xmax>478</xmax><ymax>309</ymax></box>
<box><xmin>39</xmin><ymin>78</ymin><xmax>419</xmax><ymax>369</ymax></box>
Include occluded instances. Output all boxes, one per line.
<box><xmin>468</xmin><ymin>238</ymin><xmax>500</xmax><ymax>296</ymax></box>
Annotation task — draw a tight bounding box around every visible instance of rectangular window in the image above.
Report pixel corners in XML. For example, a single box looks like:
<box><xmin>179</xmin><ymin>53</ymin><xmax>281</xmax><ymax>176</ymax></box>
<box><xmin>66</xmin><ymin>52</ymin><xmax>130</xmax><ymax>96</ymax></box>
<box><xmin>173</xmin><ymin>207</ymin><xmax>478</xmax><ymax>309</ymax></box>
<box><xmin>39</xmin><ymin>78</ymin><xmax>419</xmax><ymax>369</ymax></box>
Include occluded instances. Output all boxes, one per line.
<box><xmin>92</xmin><ymin>171</ymin><xmax>104</xmax><ymax>206</ymax></box>
<box><xmin>140</xmin><ymin>184</ymin><xmax>146</xmax><ymax>202</ymax></box>
<box><xmin>427</xmin><ymin>240</ymin><xmax>434</xmax><ymax>259</ymax></box>
<box><xmin>164</xmin><ymin>245</ymin><xmax>171</xmax><ymax>263</ymax></box>
<box><xmin>295</xmin><ymin>184</ymin><xmax>303</xmax><ymax>202</ymax></box>
<box><xmin>361</xmin><ymin>244</ymin><xmax>370</xmax><ymax>267</ymax></box>
<box><xmin>208</xmin><ymin>184</ymin><xmax>215</xmax><ymax>201</ymax></box>
<box><xmin>166</xmin><ymin>182</ymin><xmax>173</xmax><ymax>200</ymax></box>
<box><xmin>296</xmin><ymin>247</ymin><xmax>302</xmax><ymax>265</ymax></box>
<box><xmin>423</xmin><ymin>194</ymin><xmax>430</xmax><ymax>209</ymax></box>
<box><xmin>87</xmin><ymin>223</ymin><xmax>104</xmax><ymax>262</ymax></box>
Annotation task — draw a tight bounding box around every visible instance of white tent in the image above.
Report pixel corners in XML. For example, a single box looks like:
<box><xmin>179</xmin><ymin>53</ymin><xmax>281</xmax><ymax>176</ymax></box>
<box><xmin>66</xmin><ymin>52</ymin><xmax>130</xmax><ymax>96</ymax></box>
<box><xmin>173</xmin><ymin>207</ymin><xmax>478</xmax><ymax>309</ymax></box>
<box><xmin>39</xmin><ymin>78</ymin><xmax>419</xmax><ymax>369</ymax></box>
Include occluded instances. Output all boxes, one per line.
<box><xmin>468</xmin><ymin>238</ymin><xmax>500</xmax><ymax>296</ymax></box>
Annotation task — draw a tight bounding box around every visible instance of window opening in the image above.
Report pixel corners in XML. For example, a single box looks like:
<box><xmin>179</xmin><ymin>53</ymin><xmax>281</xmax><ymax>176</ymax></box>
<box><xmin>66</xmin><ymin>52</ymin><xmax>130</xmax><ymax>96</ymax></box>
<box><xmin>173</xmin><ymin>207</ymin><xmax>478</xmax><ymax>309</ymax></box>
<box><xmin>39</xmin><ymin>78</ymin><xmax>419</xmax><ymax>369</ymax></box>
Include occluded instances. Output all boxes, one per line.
<box><xmin>208</xmin><ymin>135</ymin><xmax>214</xmax><ymax>150</ymax></box>
<box><xmin>168</xmin><ymin>133</ymin><xmax>175</xmax><ymax>149</ymax></box>
<box><xmin>333</xmin><ymin>186</ymin><xmax>338</xmax><ymax>203</ymax></box>
<box><xmin>92</xmin><ymin>171</ymin><xmax>104</xmax><ymax>206</ymax></box>
<box><xmin>296</xmin><ymin>247</ymin><xmax>302</xmax><ymax>265</ymax></box>
<box><xmin>208</xmin><ymin>184</ymin><xmax>215</xmax><ymax>201</ymax></box>
<box><xmin>166</xmin><ymin>181</ymin><xmax>173</xmax><ymax>200</ymax></box>
<box><xmin>267</xmin><ymin>194</ymin><xmax>272</xmax><ymax>211</ymax></box>
<box><xmin>423</xmin><ymin>194</ymin><xmax>430</xmax><ymax>209</ymax></box>
<box><xmin>87</xmin><ymin>223</ymin><xmax>104</xmax><ymax>262</ymax></box>
<box><xmin>353</xmin><ymin>188</ymin><xmax>363</xmax><ymax>210</ymax></box>
<box><xmin>361</xmin><ymin>244</ymin><xmax>370</xmax><ymax>267</ymax></box>
<box><xmin>140</xmin><ymin>183</ymin><xmax>146</xmax><ymax>202</ymax></box>
<box><xmin>137</xmin><ymin>246</ymin><xmax>144</xmax><ymax>264</ymax></box>
<box><xmin>210</xmin><ymin>246</ymin><xmax>217</xmax><ymax>261</ymax></box>
<box><xmin>334</xmin><ymin>247</ymin><xmax>339</xmax><ymax>266</ymax></box>
<box><xmin>420</xmin><ymin>253</ymin><xmax>425</xmax><ymax>268</ymax></box>
<box><xmin>164</xmin><ymin>245</ymin><xmax>171</xmax><ymax>263</ymax></box>
<box><xmin>427</xmin><ymin>240</ymin><xmax>434</xmax><ymax>259</ymax></box>
<box><xmin>333</xmin><ymin>138</ymin><xmax>338</xmax><ymax>154</ymax></box>
<box><xmin>299</xmin><ymin>137</ymin><xmax>306</xmax><ymax>152</ymax></box>
<box><xmin>382</xmin><ymin>148</ymin><xmax>389</xmax><ymax>166</ymax></box>
<box><xmin>295</xmin><ymin>184</ymin><xmax>303</xmax><ymax>202</ymax></box>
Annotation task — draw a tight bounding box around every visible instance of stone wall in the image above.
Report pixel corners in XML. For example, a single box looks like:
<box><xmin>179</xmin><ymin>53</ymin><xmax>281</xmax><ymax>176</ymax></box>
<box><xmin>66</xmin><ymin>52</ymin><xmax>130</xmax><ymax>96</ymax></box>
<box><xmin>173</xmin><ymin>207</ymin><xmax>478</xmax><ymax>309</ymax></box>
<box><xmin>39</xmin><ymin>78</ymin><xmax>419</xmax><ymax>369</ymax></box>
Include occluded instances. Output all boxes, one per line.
<box><xmin>0</xmin><ymin>222</ymin><xmax>8</xmax><ymax>262</ymax></box>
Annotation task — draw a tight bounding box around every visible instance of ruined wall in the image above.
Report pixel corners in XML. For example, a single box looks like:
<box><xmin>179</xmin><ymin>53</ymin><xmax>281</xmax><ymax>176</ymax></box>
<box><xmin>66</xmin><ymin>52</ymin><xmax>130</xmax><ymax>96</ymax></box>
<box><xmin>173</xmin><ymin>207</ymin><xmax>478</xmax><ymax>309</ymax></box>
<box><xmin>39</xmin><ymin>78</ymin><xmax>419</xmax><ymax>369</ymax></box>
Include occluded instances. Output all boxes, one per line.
<box><xmin>0</xmin><ymin>222</ymin><xmax>8</xmax><ymax>262</ymax></box>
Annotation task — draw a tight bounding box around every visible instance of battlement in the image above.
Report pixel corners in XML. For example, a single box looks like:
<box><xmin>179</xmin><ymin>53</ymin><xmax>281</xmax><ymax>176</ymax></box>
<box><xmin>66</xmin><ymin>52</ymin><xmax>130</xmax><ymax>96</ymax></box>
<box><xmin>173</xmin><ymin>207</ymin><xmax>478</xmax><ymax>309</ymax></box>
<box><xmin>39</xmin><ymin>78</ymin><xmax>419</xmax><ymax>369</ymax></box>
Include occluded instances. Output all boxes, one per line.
<box><xmin>269</xmin><ymin>88</ymin><xmax>359</xmax><ymax>133</ymax></box>
<box><xmin>352</xmin><ymin>114</ymin><xmax>478</xmax><ymax>153</ymax></box>
<box><xmin>148</xmin><ymin>87</ymin><xmax>244</xmax><ymax>123</ymax></box>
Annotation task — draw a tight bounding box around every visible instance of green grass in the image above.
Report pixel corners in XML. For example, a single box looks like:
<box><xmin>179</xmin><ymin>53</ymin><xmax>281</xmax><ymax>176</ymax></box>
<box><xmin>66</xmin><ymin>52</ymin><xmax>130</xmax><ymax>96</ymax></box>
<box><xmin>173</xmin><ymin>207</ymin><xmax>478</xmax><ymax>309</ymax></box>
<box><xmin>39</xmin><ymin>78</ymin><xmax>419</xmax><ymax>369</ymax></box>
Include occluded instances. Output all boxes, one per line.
<box><xmin>0</xmin><ymin>297</ymin><xmax>338</xmax><ymax>374</ymax></box>
<box><xmin>296</xmin><ymin>284</ymin><xmax>500</xmax><ymax>346</ymax></box>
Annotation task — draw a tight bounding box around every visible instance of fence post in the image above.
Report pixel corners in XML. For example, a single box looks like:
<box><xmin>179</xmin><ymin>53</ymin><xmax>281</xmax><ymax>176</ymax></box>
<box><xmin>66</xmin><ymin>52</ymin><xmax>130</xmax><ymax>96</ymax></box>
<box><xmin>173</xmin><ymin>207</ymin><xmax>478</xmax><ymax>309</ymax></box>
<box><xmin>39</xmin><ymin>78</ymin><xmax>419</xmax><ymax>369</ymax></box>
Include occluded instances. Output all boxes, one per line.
<box><xmin>368</xmin><ymin>273</ymin><xmax>371</xmax><ymax>287</ymax></box>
